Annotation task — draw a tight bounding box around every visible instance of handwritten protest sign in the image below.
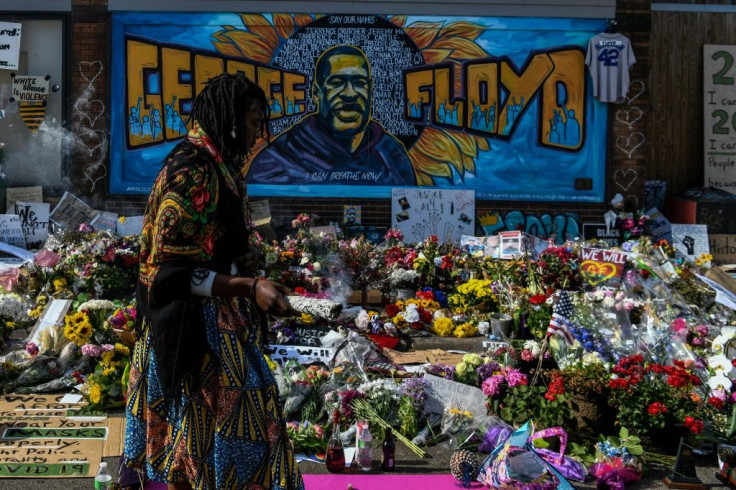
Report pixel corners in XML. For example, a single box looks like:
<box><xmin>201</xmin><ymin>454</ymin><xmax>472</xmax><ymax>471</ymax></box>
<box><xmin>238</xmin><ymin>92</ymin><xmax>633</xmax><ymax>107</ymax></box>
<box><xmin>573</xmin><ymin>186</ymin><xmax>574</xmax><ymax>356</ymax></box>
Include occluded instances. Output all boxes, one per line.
<box><xmin>426</xmin><ymin>349</ymin><xmax>466</xmax><ymax>366</ymax></box>
<box><xmin>424</xmin><ymin>374</ymin><xmax>488</xmax><ymax>420</ymax></box>
<box><xmin>579</xmin><ymin>247</ymin><xmax>627</xmax><ymax>287</ymax></box>
<box><xmin>11</xmin><ymin>75</ymin><xmax>48</xmax><ymax>104</ymax></box>
<box><xmin>49</xmin><ymin>192</ymin><xmax>96</xmax><ymax>231</ymax></box>
<box><xmin>14</xmin><ymin>201</ymin><xmax>49</xmax><ymax>246</ymax></box>
<box><xmin>264</xmin><ymin>344</ymin><xmax>334</xmax><ymax>366</ymax></box>
<box><xmin>0</xmin><ymin>22</ymin><xmax>22</xmax><ymax>70</ymax></box>
<box><xmin>392</xmin><ymin>188</ymin><xmax>475</xmax><ymax>245</ymax></box>
<box><xmin>0</xmin><ymin>394</ymin><xmax>110</xmax><ymax>478</ymax></box>
<box><xmin>382</xmin><ymin>348</ymin><xmax>431</xmax><ymax>365</ymax></box>
<box><xmin>291</xmin><ymin>326</ymin><xmax>332</xmax><ymax>347</ymax></box>
<box><xmin>0</xmin><ymin>214</ymin><xmax>25</xmax><ymax>249</ymax></box>
<box><xmin>5</xmin><ymin>186</ymin><xmax>43</xmax><ymax>212</ymax></box>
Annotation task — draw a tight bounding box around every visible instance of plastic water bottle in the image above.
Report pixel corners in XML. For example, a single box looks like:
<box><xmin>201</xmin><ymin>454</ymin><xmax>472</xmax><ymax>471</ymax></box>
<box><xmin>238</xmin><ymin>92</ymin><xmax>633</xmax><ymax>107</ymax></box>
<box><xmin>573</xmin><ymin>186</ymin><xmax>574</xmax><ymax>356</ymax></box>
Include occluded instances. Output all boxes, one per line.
<box><xmin>94</xmin><ymin>461</ymin><xmax>112</xmax><ymax>490</ymax></box>
<box><xmin>357</xmin><ymin>421</ymin><xmax>373</xmax><ymax>472</ymax></box>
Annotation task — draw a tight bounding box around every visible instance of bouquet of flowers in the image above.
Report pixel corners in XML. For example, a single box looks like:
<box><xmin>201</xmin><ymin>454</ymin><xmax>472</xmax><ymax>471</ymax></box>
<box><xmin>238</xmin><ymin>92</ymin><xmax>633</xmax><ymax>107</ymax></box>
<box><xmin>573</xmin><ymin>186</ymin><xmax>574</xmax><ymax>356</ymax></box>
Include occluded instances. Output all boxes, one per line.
<box><xmin>398</xmin><ymin>376</ymin><xmax>428</xmax><ymax>439</ymax></box>
<box><xmin>286</xmin><ymin>420</ymin><xmax>326</xmax><ymax>455</ymax></box>
<box><xmin>79</xmin><ymin>342</ymin><xmax>131</xmax><ymax>409</ymax></box>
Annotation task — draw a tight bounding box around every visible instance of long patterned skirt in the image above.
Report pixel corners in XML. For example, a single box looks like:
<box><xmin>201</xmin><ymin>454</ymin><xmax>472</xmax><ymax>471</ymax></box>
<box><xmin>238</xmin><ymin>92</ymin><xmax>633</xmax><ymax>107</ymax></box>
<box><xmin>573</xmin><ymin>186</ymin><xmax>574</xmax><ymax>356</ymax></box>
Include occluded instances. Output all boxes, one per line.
<box><xmin>124</xmin><ymin>296</ymin><xmax>304</xmax><ymax>489</ymax></box>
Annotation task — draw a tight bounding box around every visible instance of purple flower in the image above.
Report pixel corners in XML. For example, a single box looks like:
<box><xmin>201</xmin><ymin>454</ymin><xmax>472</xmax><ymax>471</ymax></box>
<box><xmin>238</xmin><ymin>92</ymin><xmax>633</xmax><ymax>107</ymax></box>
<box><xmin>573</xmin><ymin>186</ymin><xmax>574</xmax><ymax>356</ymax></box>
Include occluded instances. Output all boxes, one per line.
<box><xmin>400</xmin><ymin>377</ymin><xmax>428</xmax><ymax>410</ymax></box>
<box><xmin>504</xmin><ymin>368</ymin><xmax>528</xmax><ymax>388</ymax></box>
<box><xmin>482</xmin><ymin>375</ymin><xmax>505</xmax><ymax>397</ymax></box>
<box><xmin>25</xmin><ymin>342</ymin><xmax>39</xmax><ymax>356</ymax></box>
<box><xmin>478</xmin><ymin>424</ymin><xmax>513</xmax><ymax>453</ymax></box>
<box><xmin>476</xmin><ymin>362</ymin><xmax>500</xmax><ymax>382</ymax></box>
<box><xmin>427</xmin><ymin>363</ymin><xmax>456</xmax><ymax>381</ymax></box>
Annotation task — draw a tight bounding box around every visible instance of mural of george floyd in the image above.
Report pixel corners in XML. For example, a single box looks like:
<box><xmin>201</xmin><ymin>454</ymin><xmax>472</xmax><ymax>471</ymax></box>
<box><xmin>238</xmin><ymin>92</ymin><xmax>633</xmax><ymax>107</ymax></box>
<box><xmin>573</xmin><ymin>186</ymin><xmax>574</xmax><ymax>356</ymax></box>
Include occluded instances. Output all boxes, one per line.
<box><xmin>110</xmin><ymin>12</ymin><xmax>608</xmax><ymax>202</ymax></box>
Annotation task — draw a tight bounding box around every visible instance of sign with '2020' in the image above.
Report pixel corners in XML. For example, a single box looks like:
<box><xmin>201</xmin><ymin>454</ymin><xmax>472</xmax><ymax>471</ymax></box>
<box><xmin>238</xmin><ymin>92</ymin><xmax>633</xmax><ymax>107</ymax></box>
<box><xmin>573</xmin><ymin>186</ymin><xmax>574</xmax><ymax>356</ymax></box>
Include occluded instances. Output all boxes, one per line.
<box><xmin>704</xmin><ymin>44</ymin><xmax>736</xmax><ymax>195</ymax></box>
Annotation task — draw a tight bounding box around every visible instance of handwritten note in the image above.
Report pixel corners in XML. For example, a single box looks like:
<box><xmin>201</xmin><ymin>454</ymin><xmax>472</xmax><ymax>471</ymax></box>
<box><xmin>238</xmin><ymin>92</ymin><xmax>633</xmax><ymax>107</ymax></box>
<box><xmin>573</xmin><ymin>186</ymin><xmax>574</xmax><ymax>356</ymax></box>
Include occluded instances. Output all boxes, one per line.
<box><xmin>0</xmin><ymin>214</ymin><xmax>25</xmax><ymax>249</ymax></box>
<box><xmin>704</xmin><ymin>45</ymin><xmax>736</xmax><ymax>194</ymax></box>
<box><xmin>0</xmin><ymin>22</ymin><xmax>22</xmax><ymax>70</ymax></box>
<box><xmin>392</xmin><ymin>188</ymin><xmax>475</xmax><ymax>245</ymax></box>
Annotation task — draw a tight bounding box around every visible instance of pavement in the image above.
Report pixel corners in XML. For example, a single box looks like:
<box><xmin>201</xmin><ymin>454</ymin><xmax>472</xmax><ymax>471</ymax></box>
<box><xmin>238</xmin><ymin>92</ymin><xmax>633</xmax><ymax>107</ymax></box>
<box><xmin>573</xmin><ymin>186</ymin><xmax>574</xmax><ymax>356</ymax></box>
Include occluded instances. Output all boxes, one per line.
<box><xmin>0</xmin><ymin>335</ymin><xmax>729</xmax><ymax>489</ymax></box>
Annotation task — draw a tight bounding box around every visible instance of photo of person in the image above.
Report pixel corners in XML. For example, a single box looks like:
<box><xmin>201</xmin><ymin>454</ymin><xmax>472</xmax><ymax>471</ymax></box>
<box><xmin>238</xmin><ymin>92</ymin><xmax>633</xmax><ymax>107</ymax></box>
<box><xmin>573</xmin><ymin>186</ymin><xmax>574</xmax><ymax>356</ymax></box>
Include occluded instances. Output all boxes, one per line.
<box><xmin>247</xmin><ymin>44</ymin><xmax>417</xmax><ymax>186</ymax></box>
<box><xmin>398</xmin><ymin>196</ymin><xmax>411</xmax><ymax>210</ymax></box>
<box><xmin>395</xmin><ymin>211</ymin><xmax>410</xmax><ymax>222</ymax></box>
<box><xmin>343</xmin><ymin>205</ymin><xmax>361</xmax><ymax>226</ymax></box>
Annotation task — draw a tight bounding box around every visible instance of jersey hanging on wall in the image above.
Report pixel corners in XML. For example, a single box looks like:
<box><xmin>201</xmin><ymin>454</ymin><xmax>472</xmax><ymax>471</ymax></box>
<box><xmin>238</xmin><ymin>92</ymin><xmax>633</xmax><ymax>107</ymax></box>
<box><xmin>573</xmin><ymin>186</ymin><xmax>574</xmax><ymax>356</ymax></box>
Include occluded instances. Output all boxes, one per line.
<box><xmin>585</xmin><ymin>32</ymin><xmax>636</xmax><ymax>104</ymax></box>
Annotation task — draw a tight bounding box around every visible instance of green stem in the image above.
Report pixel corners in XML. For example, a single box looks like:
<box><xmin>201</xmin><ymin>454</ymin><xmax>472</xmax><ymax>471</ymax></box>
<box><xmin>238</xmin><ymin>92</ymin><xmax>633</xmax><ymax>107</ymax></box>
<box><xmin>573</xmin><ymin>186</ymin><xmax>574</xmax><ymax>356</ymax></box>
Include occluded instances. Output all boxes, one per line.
<box><xmin>351</xmin><ymin>399</ymin><xmax>426</xmax><ymax>458</ymax></box>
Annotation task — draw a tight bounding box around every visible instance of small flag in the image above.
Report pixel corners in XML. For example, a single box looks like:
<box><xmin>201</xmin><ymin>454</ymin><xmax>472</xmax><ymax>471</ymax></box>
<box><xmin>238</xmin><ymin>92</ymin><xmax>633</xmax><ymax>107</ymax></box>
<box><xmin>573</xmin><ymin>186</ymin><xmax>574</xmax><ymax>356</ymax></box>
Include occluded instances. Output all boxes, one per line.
<box><xmin>547</xmin><ymin>290</ymin><xmax>576</xmax><ymax>345</ymax></box>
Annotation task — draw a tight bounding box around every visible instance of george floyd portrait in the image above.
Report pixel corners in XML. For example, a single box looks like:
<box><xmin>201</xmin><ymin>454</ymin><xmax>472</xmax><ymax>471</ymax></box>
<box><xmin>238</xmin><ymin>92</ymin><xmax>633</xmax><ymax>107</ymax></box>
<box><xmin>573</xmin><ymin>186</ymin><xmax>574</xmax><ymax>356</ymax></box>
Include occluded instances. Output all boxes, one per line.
<box><xmin>246</xmin><ymin>45</ymin><xmax>417</xmax><ymax>186</ymax></box>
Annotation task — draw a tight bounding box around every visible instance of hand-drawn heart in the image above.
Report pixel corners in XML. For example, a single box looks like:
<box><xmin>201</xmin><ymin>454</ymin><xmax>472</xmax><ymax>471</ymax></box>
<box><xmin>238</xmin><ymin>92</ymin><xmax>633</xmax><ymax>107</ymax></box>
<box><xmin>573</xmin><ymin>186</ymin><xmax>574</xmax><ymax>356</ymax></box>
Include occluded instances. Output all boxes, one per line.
<box><xmin>614</xmin><ymin>168</ymin><xmax>638</xmax><ymax>192</ymax></box>
<box><xmin>580</xmin><ymin>260</ymin><xmax>618</xmax><ymax>286</ymax></box>
<box><xmin>79</xmin><ymin>61</ymin><xmax>104</xmax><ymax>86</ymax></box>
<box><xmin>74</xmin><ymin>99</ymin><xmax>106</xmax><ymax>128</ymax></box>
<box><xmin>615</xmin><ymin>132</ymin><xmax>645</xmax><ymax>159</ymax></box>
<box><xmin>82</xmin><ymin>161</ymin><xmax>107</xmax><ymax>192</ymax></box>
<box><xmin>615</xmin><ymin>107</ymin><xmax>643</xmax><ymax>129</ymax></box>
<box><xmin>625</xmin><ymin>80</ymin><xmax>645</xmax><ymax>105</ymax></box>
<box><xmin>79</xmin><ymin>130</ymin><xmax>108</xmax><ymax>157</ymax></box>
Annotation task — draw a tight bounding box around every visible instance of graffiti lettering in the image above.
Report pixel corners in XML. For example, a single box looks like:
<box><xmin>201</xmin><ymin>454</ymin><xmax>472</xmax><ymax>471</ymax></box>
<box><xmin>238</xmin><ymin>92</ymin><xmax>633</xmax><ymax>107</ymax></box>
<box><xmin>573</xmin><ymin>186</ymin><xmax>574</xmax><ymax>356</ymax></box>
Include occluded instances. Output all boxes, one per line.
<box><xmin>404</xmin><ymin>48</ymin><xmax>586</xmax><ymax>150</ymax></box>
<box><xmin>125</xmin><ymin>37</ymin><xmax>307</xmax><ymax>147</ymax></box>
<box><xmin>478</xmin><ymin>210</ymin><xmax>580</xmax><ymax>244</ymax></box>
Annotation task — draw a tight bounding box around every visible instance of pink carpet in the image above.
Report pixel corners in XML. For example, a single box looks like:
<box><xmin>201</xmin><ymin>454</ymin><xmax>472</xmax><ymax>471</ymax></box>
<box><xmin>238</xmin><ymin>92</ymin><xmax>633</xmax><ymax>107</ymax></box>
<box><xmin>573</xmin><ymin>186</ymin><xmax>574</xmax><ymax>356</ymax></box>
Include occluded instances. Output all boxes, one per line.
<box><xmin>302</xmin><ymin>473</ymin><xmax>484</xmax><ymax>489</ymax></box>
<box><xmin>145</xmin><ymin>474</ymin><xmax>483</xmax><ymax>489</ymax></box>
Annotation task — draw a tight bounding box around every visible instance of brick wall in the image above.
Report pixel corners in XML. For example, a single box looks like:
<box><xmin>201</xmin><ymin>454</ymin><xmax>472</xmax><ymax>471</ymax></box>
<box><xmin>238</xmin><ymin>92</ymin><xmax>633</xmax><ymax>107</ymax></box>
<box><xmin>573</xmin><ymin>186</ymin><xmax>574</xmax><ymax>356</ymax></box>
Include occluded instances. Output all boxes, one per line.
<box><xmin>71</xmin><ymin>1</ymin><xmax>641</xmax><ymax>231</ymax></box>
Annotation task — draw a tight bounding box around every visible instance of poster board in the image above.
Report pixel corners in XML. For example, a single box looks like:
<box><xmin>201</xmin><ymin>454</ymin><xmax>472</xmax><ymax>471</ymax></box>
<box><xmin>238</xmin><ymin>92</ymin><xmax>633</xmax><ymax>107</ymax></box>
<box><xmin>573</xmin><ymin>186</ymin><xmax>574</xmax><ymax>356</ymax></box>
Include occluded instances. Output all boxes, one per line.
<box><xmin>343</xmin><ymin>205</ymin><xmax>361</xmax><ymax>226</ymax></box>
<box><xmin>26</xmin><ymin>299</ymin><xmax>72</xmax><ymax>346</ymax></box>
<box><xmin>582</xmin><ymin>222</ymin><xmax>622</xmax><ymax>247</ymax></box>
<box><xmin>264</xmin><ymin>344</ymin><xmax>334</xmax><ymax>366</ymax></box>
<box><xmin>391</xmin><ymin>188</ymin><xmax>475</xmax><ymax>244</ymax></box>
<box><xmin>0</xmin><ymin>22</ymin><xmax>22</xmax><ymax>70</ymax></box>
<box><xmin>49</xmin><ymin>192</ymin><xmax>97</xmax><ymax>230</ymax></box>
<box><xmin>0</xmin><ymin>214</ymin><xmax>25</xmax><ymax>249</ymax></box>
<box><xmin>671</xmin><ymin>223</ymin><xmax>710</xmax><ymax>262</ymax></box>
<box><xmin>710</xmin><ymin>234</ymin><xmax>736</xmax><ymax>265</ymax></box>
<box><xmin>704</xmin><ymin>45</ymin><xmax>736</xmax><ymax>194</ymax></box>
<box><xmin>14</xmin><ymin>201</ymin><xmax>49</xmax><ymax>247</ymax></box>
<box><xmin>579</xmin><ymin>247</ymin><xmax>627</xmax><ymax>287</ymax></box>
<box><xmin>5</xmin><ymin>186</ymin><xmax>42</xmax><ymax>212</ymax></box>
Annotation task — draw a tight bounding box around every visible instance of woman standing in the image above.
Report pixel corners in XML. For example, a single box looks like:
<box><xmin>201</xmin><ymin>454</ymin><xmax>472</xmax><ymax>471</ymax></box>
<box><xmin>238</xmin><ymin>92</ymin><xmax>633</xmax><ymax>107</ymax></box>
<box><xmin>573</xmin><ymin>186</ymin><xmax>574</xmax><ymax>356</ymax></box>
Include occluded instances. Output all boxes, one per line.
<box><xmin>124</xmin><ymin>73</ymin><xmax>304</xmax><ymax>490</ymax></box>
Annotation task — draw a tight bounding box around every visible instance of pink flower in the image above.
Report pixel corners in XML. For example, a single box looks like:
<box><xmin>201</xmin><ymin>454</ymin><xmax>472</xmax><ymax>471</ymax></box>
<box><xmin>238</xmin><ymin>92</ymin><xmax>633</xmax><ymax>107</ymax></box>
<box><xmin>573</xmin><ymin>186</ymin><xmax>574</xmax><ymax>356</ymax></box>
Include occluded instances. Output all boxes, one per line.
<box><xmin>100</xmin><ymin>344</ymin><xmax>115</xmax><ymax>352</ymax></box>
<box><xmin>696</xmin><ymin>324</ymin><xmax>709</xmax><ymax>337</ymax></box>
<box><xmin>671</xmin><ymin>318</ymin><xmax>688</xmax><ymax>334</ymax></box>
<box><xmin>504</xmin><ymin>368</ymin><xmax>528</xmax><ymax>388</ymax></box>
<box><xmin>482</xmin><ymin>375</ymin><xmax>505</xmax><ymax>397</ymax></box>
<box><xmin>81</xmin><ymin>343</ymin><xmax>102</xmax><ymax>357</ymax></box>
<box><xmin>25</xmin><ymin>342</ymin><xmax>39</xmax><ymax>356</ymax></box>
<box><xmin>314</xmin><ymin>424</ymin><xmax>324</xmax><ymax>439</ymax></box>
<box><xmin>521</xmin><ymin>350</ymin><xmax>535</xmax><ymax>362</ymax></box>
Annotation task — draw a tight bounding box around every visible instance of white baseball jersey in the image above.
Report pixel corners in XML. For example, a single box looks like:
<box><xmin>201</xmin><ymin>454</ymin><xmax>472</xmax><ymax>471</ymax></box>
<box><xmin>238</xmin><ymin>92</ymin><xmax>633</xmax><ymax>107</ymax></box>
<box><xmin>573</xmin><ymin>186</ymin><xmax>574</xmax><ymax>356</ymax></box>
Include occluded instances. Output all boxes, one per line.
<box><xmin>585</xmin><ymin>32</ymin><xmax>636</xmax><ymax>104</ymax></box>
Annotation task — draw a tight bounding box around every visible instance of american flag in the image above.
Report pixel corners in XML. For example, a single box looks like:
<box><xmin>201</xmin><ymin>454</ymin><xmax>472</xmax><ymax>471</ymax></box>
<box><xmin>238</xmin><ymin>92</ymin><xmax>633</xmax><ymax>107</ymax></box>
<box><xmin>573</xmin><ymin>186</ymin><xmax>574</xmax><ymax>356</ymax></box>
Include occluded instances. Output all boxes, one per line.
<box><xmin>547</xmin><ymin>290</ymin><xmax>576</xmax><ymax>345</ymax></box>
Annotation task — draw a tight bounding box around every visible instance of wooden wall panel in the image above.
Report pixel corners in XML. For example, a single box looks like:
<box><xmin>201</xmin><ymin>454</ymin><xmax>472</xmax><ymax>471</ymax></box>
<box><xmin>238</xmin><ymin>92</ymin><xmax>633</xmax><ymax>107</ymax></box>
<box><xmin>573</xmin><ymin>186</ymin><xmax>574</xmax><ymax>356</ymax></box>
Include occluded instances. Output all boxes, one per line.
<box><xmin>649</xmin><ymin>9</ymin><xmax>736</xmax><ymax>195</ymax></box>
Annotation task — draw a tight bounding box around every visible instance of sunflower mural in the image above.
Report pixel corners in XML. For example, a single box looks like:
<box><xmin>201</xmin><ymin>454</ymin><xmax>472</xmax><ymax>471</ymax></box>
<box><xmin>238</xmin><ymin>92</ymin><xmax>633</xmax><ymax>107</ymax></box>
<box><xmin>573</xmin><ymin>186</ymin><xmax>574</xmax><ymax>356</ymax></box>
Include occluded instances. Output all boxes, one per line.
<box><xmin>111</xmin><ymin>12</ymin><xmax>607</xmax><ymax>200</ymax></box>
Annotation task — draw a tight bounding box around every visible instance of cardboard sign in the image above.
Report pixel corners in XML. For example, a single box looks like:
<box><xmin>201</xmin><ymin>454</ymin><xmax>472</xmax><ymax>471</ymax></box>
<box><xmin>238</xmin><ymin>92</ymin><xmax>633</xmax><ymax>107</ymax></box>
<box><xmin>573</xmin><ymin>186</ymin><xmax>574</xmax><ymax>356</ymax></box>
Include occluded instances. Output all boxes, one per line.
<box><xmin>116</xmin><ymin>215</ymin><xmax>144</xmax><ymax>236</ymax></box>
<box><xmin>5</xmin><ymin>186</ymin><xmax>42</xmax><ymax>212</ymax></box>
<box><xmin>426</xmin><ymin>349</ymin><xmax>466</xmax><ymax>366</ymax></box>
<box><xmin>671</xmin><ymin>223</ymin><xmax>710</xmax><ymax>261</ymax></box>
<box><xmin>711</xmin><ymin>234</ymin><xmax>736</xmax><ymax>265</ymax></box>
<box><xmin>704</xmin><ymin>45</ymin><xmax>736</xmax><ymax>195</ymax></box>
<box><xmin>90</xmin><ymin>211</ymin><xmax>118</xmax><ymax>232</ymax></box>
<box><xmin>264</xmin><ymin>344</ymin><xmax>334</xmax><ymax>366</ymax></box>
<box><xmin>582</xmin><ymin>222</ymin><xmax>622</xmax><ymax>247</ymax></box>
<box><xmin>0</xmin><ymin>22</ymin><xmax>22</xmax><ymax>70</ymax></box>
<box><xmin>579</xmin><ymin>247</ymin><xmax>627</xmax><ymax>287</ymax></box>
<box><xmin>14</xmin><ymin>201</ymin><xmax>49</xmax><ymax>246</ymax></box>
<box><xmin>0</xmin><ymin>214</ymin><xmax>25</xmax><ymax>249</ymax></box>
<box><xmin>49</xmin><ymin>192</ymin><xmax>97</xmax><ymax>231</ymax></box>
<box><xmin>424</xmin><ymin>374</ymin><xmax>488</xmax><ymax>421</ymax></box>
<box><xmin>0</xmin><ymin>394</ymin><xmax>108</xmax><ymax>478</ymax></box>
<box><xmin>382</xmin><ymin>348</ymin><xmax>431</xmax><ymax>365</ymax></box>
<box><xmin>391</xmin><ymin>188</ymin><xmax>475</xmax><ymax>245</ymax></box>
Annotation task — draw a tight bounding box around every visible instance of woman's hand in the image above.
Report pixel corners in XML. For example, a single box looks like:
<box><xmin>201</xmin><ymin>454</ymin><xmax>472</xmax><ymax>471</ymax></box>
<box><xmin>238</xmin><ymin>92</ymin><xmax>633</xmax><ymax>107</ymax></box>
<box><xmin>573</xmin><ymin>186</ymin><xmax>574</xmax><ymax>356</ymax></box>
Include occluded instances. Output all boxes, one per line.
<box><xmin>253</xmin><ymin>279</ymin><xmax>300</xmax><ymax>317</ymax></box>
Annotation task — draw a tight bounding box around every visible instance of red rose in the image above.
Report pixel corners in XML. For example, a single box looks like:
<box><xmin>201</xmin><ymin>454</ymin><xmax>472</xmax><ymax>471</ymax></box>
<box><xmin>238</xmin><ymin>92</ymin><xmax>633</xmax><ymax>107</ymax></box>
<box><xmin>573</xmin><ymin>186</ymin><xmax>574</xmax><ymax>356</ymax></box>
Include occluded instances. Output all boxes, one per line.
<box><xmin>529</xmin><ymin>294</ymin><xmax>547</xmax><ymax>305</ymax></box>
<box><xmin>384</xmin><ymin>304</ymin><xmax>400</xmax><ymax>317</ymax></box>
<box><xmin>647</xmin><ymin>401</ymin><xmax>667</xmax><ymax>416</ymax></box>
<box><xmin>191</xmin><ymin>187</ymin><xmax>210</xmax><ymax>212</ymax></box>
<box><xmin>708</xmin><ymin>396</ymin><xmax>725</xmax><ymax>411</ymax></box>
<box><xmin>203</xmin><ymin>235</ymin><xmax>214</xmax><ymax>256</ymax></box>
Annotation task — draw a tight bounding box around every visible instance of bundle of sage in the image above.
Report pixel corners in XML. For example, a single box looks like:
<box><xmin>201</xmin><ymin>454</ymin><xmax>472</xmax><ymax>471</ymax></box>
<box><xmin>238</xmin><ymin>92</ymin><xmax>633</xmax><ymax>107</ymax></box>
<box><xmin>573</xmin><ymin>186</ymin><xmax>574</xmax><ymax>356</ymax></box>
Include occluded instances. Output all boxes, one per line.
<box><xmin>286</xmin><ymin>295</ymin><xmax>343</xmax><ymax>320</ymax></box>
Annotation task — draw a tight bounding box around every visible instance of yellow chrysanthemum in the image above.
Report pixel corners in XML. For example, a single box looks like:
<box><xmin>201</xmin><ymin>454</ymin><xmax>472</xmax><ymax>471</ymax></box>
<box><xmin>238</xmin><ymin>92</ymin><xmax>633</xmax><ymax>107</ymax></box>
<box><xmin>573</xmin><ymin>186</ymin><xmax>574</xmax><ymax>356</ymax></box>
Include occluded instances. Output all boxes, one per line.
<box><xmin>53</xmin><ymin>278</ymin><xmax>68</xmax><ymax>292</ymax></box>
<box><xmin>114</xmin><ymin>343</ymin><xmax>130</xmax><ymax>356</ymax></box>
<box><xmin>300</xmin><ymin>313</ymin><xmax>315</xmax><ymax>325</ymax></box>
<box><xmin>102</xmin><ymin>367</ymin><xmax>117</xmax><ymax>376</ymax></box>
<box><xmin>88</xmin><ymin>384</ymin><xmax>102</xmax><ymax>404</ymax></box>
<box><xmin>454</xmin><ymin>322</ymin><xmax>478</xmax><ymax>338</ymax></box>
<box><xmin>432</xmin><ymin>317</ymin><xmax>454</xmax><ymax>337</ymax></box>
<box><xmin>101</xmin><ymin>351</ymin><xmax>114</xmax><ymax>366</ymax></box>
